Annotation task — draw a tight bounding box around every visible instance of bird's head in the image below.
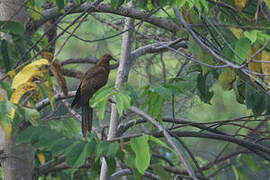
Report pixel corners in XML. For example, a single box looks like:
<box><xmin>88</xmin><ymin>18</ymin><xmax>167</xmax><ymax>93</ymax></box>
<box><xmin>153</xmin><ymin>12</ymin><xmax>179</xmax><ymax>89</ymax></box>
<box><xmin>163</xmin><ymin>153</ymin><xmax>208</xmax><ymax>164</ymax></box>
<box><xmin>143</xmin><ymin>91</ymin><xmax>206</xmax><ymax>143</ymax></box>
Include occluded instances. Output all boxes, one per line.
<box><xmin>102</xmin><ymin>54</ymin><xmax>117</xmax><ymax>62</ymax></box>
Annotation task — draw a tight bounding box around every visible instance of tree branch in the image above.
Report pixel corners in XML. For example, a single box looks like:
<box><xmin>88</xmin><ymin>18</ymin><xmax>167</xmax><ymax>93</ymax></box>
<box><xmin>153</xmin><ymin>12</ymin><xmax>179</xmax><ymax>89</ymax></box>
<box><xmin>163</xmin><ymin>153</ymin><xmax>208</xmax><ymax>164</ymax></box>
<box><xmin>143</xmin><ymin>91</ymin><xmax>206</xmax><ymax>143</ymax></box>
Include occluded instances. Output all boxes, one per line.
<box><xmin>129</xmin><ymin>106</ymin><xmax>199</xmax><ymax>180</ymax></box>
<box><xmin>32</xmin><ymin>2</ymin><xmax>179</xmax><ymax>34</ymax></box>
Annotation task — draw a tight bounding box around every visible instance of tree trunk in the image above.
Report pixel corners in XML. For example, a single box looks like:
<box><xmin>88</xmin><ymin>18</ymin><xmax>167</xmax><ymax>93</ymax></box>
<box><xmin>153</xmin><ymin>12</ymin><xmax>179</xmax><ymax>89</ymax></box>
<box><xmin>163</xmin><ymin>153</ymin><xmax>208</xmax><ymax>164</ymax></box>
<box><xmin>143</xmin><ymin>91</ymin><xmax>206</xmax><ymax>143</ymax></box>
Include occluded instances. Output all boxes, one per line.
<box><xmin>99</xmin><ymin>2</ymin><xmax>135</xmax><ymax>180</ymax></box>
<box><xmin>0</xmin><ymin>1</ymin><xmax>35</xmax><ymax>179</ymax></box>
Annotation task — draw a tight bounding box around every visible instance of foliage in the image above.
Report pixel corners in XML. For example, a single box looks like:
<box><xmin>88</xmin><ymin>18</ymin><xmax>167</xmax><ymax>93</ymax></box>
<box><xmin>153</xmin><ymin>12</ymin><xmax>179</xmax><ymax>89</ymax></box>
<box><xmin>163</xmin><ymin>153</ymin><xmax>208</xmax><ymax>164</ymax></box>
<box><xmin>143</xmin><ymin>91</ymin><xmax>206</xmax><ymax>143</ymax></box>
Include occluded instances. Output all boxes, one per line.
<box><xmin>1</xmin><ymin>0</ymin><xmax>270</xmax><ymax>179</ymax></box>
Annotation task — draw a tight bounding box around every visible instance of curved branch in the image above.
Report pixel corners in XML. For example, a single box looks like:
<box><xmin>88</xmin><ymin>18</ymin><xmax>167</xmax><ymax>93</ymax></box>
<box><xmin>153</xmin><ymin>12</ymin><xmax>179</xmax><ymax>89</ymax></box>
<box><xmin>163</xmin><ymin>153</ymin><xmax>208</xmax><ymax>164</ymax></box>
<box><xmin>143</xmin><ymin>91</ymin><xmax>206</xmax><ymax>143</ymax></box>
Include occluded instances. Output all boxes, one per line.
<box><xmin>35</xmin><ymin>91</ymin><xmax>76</xmax><ymax>111</ymax></box>
<box><xmin>109</xmin><ymin>168</ymin><xmax>160</xmax><ymax>180</ymax></box>
<box><xmin>129</xmin><ymin>106</ymin><xmax>199</xmax><ymax>180</ymax></box>
<box><xmin>33</xmin><ymin>2</ymin><xmax>179</xmax><ymax>33</ymax></box>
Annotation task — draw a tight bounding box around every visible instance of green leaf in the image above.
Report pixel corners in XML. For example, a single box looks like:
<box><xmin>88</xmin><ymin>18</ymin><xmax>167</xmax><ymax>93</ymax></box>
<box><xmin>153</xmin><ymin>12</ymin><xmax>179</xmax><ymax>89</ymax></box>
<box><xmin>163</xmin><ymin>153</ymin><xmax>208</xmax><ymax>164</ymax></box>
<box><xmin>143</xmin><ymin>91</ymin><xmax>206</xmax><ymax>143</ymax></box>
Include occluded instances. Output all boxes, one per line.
<box><xmin>150</xmin><ymin>85</ymin><xmax>171</xmax><ymax>101</ymax></box>
<box><xmin>115</xmin><ymin>90</ymin><xmax>131</xmax><ymax>117</ymax></box>
<box><xmin>90</xmin><ymin>85</ymin><xmax>114</xmax><ymax>120</ymax></box>
<box><xmin>111</xmin><ymin>0</ymin><xmax>124</xmax><ymax>9</ymax></box>
<box><xmin>50</xmin><ymin>138</ymin><xmax>73</xmax><ymax>155</ymax></box>
<box><xmin>22</xmin><ymin>107</ymin><xmax>40</xmax><ymax>126</ymax></box>
<box><xmin>96</xmin><ymin>141</ymin><xmax>110</xmax><ymax>157</ymax></box>
<box><xmin>232</xmin><ymin>165</ymin><xmax>239</xmax><ymax>180</ymax></box>
<box><xmin>234</xmin><ymin>37</ymin><xmax>251</xmax><ymax>64</ymax></box>
<box><xmin>16</xmin><ymin>126</ymin><xmax>41</xmax><ymax>144</ymax></box>
<box><xmin>1</xmin><ymin>40</ymin><xmax>11</xmax><ymax>71</ymax></box>
<box><xmin>65</xmin><ymin>141</ymin><xmax>86</xmax><ymax>167</ymax></box>
<box><xmin>55</xmin><ymin>0</ymin><xmax>65</xmax><ymax>11</ymax></box>
<box><xmin>149</xmin><ymin>136</ymin><xmax>174</xmax><ymax>152</ymax></box>
<box><xmin>95</xmin><ymin>96</ymin><xmax>109</xmax><ymax>120</ymax></box>
<box><xmin>197</xmin><ymin>73</ymin><xmax>214</xmax><ymax>104</ymax></box>
<box><xmin>130</xmin><ymin>135</ymin><xmax>151</xmax><ymax>174</ymax></box>
<box><xmin>244</xmin><ymin>30</ymin><xmax>258</xmax><ymax>44</ymax></box>
<box><xmin>0</xmin><ymin>21</ymin><xmax>24</xmax><ymax>34</ymax></box>
<box><xmin>245</xmin><ymin>85</ymin><xmax>265</xmax><ymax>116</ymax></box>
<box><xmin>152</xmin><ymin>164</ymin><xmax>170</xmax><ymax>180</ymax></box>
<box><xmin>107</xmin><ymin>142</ymin><xmax>120</xmax><ymax>158</ymax></box>
<box><xmin>71</xmin><ymin>142</ymin><xmax>92</xmax><ymax>171</ymax></box>
<box><xmin>0</xmin><ymin>101</ymin><xmax>13</xmax><ymax>127</ymax></box>
<box><xmin>90</xmin><ymin>85</ymin><xmax>114</xmax><ymax>107</ymax></box>
<box><xmin>106</xmin><ymin>157</ymin><xmax>116</xmax><ymax>175</ymax></box>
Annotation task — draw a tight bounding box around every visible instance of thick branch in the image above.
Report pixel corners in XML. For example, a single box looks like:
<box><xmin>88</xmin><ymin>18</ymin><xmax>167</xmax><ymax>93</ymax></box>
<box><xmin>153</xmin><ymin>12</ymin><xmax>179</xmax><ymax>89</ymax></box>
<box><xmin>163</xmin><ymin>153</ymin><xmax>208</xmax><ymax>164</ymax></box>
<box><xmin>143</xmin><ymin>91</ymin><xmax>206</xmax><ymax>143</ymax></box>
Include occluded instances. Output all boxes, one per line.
<box><xmin>131</xmin><ymin>39</ymin><xmax>187</xmax><ymax>59</ymax></box>
<box><xmin>32</xmin><ymin>2</ymin><xmax>179</xmax><ymax>33</ymax></box>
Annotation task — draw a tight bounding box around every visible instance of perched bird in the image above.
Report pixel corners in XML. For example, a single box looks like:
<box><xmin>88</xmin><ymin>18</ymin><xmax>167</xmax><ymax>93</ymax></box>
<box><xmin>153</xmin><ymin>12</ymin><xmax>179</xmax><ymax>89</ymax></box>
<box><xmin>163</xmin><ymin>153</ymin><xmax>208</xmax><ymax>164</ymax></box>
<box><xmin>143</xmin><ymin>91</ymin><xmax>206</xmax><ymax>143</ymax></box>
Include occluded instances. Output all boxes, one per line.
<box><xmin>71</xmin><ymin>54</ymin><xmax>116</xmax><ymax>137</ymax></box>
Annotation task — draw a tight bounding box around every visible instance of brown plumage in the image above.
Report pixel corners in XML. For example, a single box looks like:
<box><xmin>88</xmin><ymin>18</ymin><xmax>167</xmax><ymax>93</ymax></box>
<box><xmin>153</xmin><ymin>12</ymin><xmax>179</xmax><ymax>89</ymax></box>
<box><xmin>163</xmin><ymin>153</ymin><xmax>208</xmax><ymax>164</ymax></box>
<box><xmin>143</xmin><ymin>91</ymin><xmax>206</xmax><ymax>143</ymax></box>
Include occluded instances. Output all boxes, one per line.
<box><xmin>71</xmin><ymin>54</ymin><xmax>116</xmax><ymax>137</ymax></box>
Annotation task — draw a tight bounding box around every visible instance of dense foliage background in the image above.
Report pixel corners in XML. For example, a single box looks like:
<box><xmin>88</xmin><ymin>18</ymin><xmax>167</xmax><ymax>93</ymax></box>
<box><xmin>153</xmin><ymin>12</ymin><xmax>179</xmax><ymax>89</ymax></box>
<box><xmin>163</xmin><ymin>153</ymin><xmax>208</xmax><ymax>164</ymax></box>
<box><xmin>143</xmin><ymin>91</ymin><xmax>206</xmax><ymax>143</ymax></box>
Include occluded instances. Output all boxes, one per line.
<box><xmin>1</xmin><ymin>0</ymin><xmax>270</xmax><ymax>179</ymax></box>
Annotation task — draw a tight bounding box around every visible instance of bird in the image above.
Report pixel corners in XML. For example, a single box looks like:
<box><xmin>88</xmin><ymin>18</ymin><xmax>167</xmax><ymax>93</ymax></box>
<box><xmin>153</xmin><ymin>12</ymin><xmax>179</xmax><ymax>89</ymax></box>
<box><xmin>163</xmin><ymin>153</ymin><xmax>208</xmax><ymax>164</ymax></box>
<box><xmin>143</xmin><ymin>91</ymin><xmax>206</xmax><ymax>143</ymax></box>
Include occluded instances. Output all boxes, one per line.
<box><xmin>71</xmin><ymin>54</ymin><xmax>116</xmax><ymax>137</ymax></box>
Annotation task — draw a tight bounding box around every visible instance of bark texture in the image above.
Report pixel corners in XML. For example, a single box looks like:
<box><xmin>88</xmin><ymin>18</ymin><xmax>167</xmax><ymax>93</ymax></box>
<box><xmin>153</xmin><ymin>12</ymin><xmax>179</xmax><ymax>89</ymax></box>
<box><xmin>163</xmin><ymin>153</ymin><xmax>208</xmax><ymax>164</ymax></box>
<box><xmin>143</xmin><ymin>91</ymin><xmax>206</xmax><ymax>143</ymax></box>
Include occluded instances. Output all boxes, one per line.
<box><xmin>99</xmin><ymin>2</ymin><xmax>135</xmax><ymax>180</ymax></box>
<box><xmin>0</xmin><ymin>1</ymin><xmax>34</xmax><ymax>179</ymax></box>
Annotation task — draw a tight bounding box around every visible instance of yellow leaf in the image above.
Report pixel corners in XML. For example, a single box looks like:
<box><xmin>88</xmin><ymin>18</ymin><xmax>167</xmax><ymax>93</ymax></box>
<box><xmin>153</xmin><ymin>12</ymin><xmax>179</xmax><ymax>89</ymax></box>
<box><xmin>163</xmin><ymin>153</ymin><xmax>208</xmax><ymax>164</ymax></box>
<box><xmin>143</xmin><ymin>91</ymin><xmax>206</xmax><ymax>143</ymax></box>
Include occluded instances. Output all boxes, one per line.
<box><xmin>42</xmin><ymin>52</ymin><xmax>68</xmax><ymax>96</ymax></box>
<box><xmin>265</xmin><ymin>0</ymin><xmax>270</xmax><ymax>8</ymax></box>
<box><xmin>248</xmin><ymin>48</ymin><xmax>261</xmax><ymax>80</ymax></box>
<box><xmin>234</xmin><ymin>0</ymin><xmax>247</xmax><ymax>12</ymax></box>
<box><xmin>11</xmin><ymin>59</ymin><xmax>48</xmax><ymax>89</ymax></box>
<box><xmin>10</xmin><ymin>82</ymin><xmax>38</xmax><ymax>124</ymax></box>
<box><xmin>10</xmin><ymin>82</ymin><xmax>37</xmax><ymax>104</ymax></box>
<box><xmin>7</xmin><ymin>70</ymin><xmax>16</xmax><ymax>79</ymax></box>
<box><xmin>31</xmin><ymin>6</ymin><xmax>42</xmax><ymax>20</ymax></box>
<box><xmin>218</xmin><ymin>68</ymin><xmax>236</xmax><ymax>90</ymax></box>
<box><xmin>0</xmin><ymin>123</ymin><xmax>11</xmax><ymax>139</ymax></box>
<box><xmin>0</xmin><ymin>94</ymin><xmax>5</xmax><ymax>101</ymax></box>
<box><xmin>37</xmin><ymin>153</ymin><xmax>46</xmax><ymax>165</ymax></box>
<box><xmin>230</xmin><ymin>27</ymin><xmax>243</xmax><ymax>39</ymax></box>
<box><xmin>261</xmin><ymin>50</ymin><xmax>270</xmax><ymax>86</ymax></box>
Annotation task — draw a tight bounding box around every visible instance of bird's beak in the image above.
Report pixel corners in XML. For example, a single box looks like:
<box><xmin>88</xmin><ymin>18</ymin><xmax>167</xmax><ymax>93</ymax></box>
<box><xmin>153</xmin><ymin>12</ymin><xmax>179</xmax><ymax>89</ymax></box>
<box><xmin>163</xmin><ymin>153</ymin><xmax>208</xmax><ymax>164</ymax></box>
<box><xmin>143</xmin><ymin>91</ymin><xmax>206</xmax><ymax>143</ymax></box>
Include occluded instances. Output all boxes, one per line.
<box><xmin>111</xmin><ymin>57</ymin><xmax>117</xmax><ymax>61</ymax></box>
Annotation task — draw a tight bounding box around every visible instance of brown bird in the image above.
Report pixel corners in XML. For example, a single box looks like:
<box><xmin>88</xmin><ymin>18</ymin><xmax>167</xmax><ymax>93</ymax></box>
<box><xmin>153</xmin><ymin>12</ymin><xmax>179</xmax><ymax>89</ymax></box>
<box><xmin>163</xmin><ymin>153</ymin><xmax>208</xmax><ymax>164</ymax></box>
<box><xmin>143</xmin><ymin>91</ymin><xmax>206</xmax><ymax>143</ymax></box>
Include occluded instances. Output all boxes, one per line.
<box><xmin>71</xmin><ymin>54</ymin><xmax>116</xmax><ymax>137</ymax></box>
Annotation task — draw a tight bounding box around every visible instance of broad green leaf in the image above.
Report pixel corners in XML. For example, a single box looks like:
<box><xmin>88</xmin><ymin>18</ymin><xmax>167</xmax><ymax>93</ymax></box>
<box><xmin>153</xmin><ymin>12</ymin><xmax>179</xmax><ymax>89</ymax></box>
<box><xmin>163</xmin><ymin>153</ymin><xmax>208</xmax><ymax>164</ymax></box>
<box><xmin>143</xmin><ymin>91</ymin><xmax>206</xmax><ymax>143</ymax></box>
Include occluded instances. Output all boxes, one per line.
<box><xmin>124</xmin><ymin>146</ymin><xmax>142</xmax><ymax>180</ymax></box>
<box><xmin>218</xmin><ymin>68</ymin><xmax>236</xmax><ymax>91</ymax></box>
<box><xmin>96</xmin><ymin>141</ymin><xmax>110</xmax><ymax>160</ymax></box>
<box><xmin>245</xmin><ymin>85</ymin><xmax>265</xmax><ymax>115</ymax></box>
<box><xmin>150</xmin><ymin>85</ymin><xmax>171</xmax><ymax>101</ymax></box>
<box><xmin>232</xmin><ymin>165</ymin><xmax>240</xmax><ymax>180</ymax></box>
<box><xmin>234</xmin><ymin>37</ymin><xmax>251</xmax><ymax>64</ymax></box>
<box><xmin>115</xmin><ymin>90</ymin><xmax>131</xmax><ymax>117</ymax></box>
<box><xmin>1</xmin><ymin>40</ymin><xmax>11</xmax><ymax>71</ymax></box>
<box><xmin>152</xmin><ymin>164</ymin><xmax>170</xmax><ymax>180</ymax></box>
<box><xmin>107</xmin><ymin>142</ymin><xmax>120</xmax><ymax>158</ymax></box>
<box><xmin>22</xmin><ymin>107</ymin><xmax>40</xmax><ymax>126</ymax></box>
<box><xmin>106</xmin><ymin>157</ymin><xmax>116</xmax><ymax>175</ymax></box>
<box><xmin>0</xmin><ymin>21</ymin><xmax>24</xmax><ymax>34</ymax></box>
<box><xmin>197</xmin><ymin>73</ymin><xmax>214</xmax><ymax>104</ymax></box>
<box><xmin>95</xmin><ymin>95</ymin><xmax>109</xmax><ymax>120</ymax></box>
<box><xmin>71</xmin><ymin>142</ymin><xmax>91</xmax><ymax>173</ymax></box>
<box><xmin>50</xmin><ymin>138</ymin><xmax>73</xmax><ymax>155</ymax></box>
<box><xmin>34</xmin><ymin>128</ymin><xmax>62</xmax><ymax>148</ymax></box>
<box><xmin>0</xmin><ymin>101</ymin><xmax>13</xmax><ymax>127</ymax></box>
<box><xmin>65</xmin><ymin>141</ymin><xmax>86</xmax><ymax>167</ymax></box>
<box><xmin>90</xmin><ymin>86</ymin><xmax>114</xmax><ymax>107</ymax></box>
<box><xmin>111</xmin><ymin>0</ymin><xmax>124</xmax><ymax>9</ymax></box>
<box><xmin>130</xmin><ymin>135</ymin><xmax>150</xmax><ymax>174</ymax></box>
<box><xmin>244</xmin><ymin>31</ymin><xmax>258</xmax><ymax>44</ymax></box>
<box><xmin>55</xmin><ymin>0</ymin><xmax>65</xmax><ymax>11</ymax></box>
<box><xmin>149</xmin><ymin>136</ymin><xmax>174</xmax><ymax>152</ymax></box>
<box><xmin>16</xmin><ymin>126</ymin><xmax>42</xmax><ymax>144</ymax></box>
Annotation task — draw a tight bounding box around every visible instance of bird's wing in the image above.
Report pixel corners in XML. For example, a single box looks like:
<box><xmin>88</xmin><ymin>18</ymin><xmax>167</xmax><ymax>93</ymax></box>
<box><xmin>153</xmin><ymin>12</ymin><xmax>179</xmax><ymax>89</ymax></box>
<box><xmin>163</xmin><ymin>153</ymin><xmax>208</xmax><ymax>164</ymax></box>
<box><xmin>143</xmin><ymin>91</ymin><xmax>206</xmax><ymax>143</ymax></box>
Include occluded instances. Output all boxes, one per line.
<box><xmin>71</xmin><ymin>84</ymin><xmax>81</xmax><ymax>108</ymax></box>
<box><xmin>79</xmin><ymin>66</ymin><xmax>109</xmax><ymax>104</ymax></box>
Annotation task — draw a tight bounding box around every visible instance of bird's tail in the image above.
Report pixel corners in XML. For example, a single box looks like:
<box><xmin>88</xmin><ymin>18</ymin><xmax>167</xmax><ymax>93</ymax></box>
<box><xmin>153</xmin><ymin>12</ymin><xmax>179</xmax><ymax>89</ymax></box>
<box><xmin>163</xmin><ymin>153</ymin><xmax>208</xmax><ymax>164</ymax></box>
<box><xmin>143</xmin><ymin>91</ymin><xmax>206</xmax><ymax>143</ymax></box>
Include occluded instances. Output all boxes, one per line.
<box><xmin>82</xmin><ymin>105</ymin><xmax>93</xmax><ymax>137</ymax></box>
